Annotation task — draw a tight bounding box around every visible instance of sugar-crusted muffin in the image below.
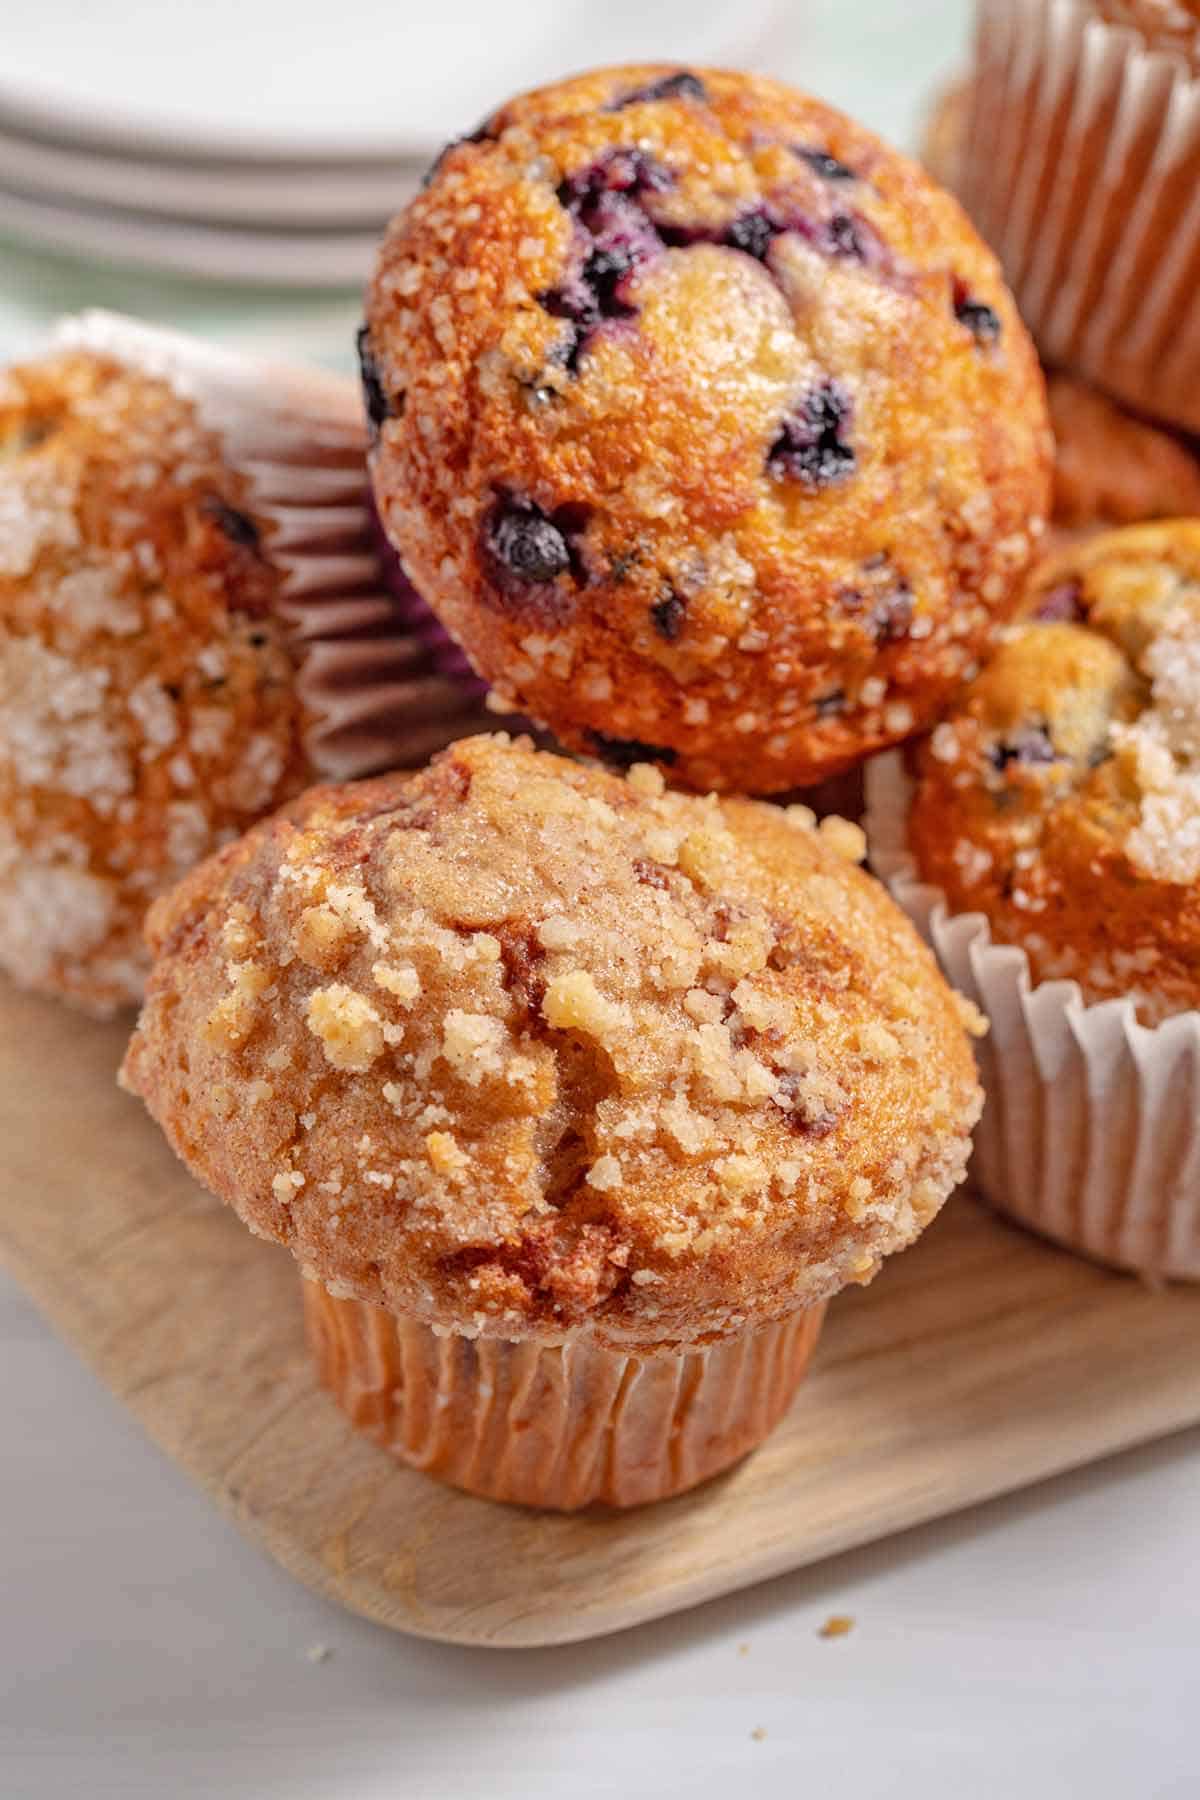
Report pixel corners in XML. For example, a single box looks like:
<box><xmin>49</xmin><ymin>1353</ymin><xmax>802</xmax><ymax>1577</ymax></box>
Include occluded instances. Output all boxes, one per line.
<box><xmin>0</xmin><ymin>349</ymin><xmax>309</xmax><ymax>1015</ymax></box>
<box><xmin>122</xmin><ymin>732</ymin><xmax>983</xmax><ymax>1506</ymax></box>
<box><xmin>907</xmin><ymin>522</ymin><xmax>1200</xmax><ymax>1022</ymax></box>
<box><xmin>1047</xmin><ymin>374</ymin><xmax>1200</xmax><ymax>542</ymax></box>
<box><xmin>363</xmin><ymin>65</ymin><xmax>1051</xmax><ymax>795</ymax></box>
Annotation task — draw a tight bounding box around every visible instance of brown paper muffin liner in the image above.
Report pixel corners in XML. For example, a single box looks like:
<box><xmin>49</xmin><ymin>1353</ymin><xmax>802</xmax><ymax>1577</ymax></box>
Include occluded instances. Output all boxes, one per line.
<box><xmin>865</xmin><ymin>752</ymin><xmax>1200</xmax><ymax>1280</ymax></box>
<box><xmin>920</xmin><ymin>77</ymin><xmax>972</xmax><ymax>191</ymax></box>
<box><xmin>51</xmin><ymin>311</ymin><xmax>493</xmax><ymax>780</ymax></box>
<box><xmin>959</xmin><ymin>0</ymin><xmax>1200</xmax><ymax>433</ymax></box>
<box><xmin>302</xmin><ymin>1280</ymin><xmax>827</xmax><ymax>1510</ymax></box>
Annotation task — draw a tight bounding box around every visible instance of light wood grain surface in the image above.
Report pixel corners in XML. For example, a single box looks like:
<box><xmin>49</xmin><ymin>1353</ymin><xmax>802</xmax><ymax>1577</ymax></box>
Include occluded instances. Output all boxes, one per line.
<box><xmin>2</xmin><ymin>980</ymin><xmax>1197</xmax><ymax>1648</ymax></box>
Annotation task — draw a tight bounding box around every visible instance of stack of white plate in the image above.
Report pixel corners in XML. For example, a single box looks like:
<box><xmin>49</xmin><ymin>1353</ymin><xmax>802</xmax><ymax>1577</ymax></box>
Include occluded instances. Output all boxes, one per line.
<box><xmin>0</xmin><ymin>0</ymin><xmax>785</xmax><ymax>289</ymax></box>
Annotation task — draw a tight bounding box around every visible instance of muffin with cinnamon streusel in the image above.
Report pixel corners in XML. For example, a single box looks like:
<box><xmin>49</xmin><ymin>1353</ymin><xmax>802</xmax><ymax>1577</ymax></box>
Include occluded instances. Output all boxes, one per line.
<box><xmin>122</xmin><ymin>733</ymin><xmax>983</xmax><ymax>1507</ymax></box>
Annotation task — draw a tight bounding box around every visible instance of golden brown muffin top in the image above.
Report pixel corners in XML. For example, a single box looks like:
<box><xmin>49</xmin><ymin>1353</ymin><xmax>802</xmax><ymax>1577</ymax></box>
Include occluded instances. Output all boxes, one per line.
<box><xmin>1048</xmin><ymin>373</ymin><xmax>1200</xmax><ymax>538</ymax></box>
<box><xmin>0</xmin><ymin>349</ymin><xmax>308</xmax><ymax>1014</ymax></box>
<box><xmin>908</xmin><ymin>522</ymin><xmax>1200</xmax><ymax>1019</ymax></box>
<box><xmin>364</xmin><ymin>65</ymin><xmax>1050</xmax><ymax>794</ymax></box>
<box><xmin>122</xmin><ymin>734</ymin><xmax>982</xmax><ymax>1348</ymax></box>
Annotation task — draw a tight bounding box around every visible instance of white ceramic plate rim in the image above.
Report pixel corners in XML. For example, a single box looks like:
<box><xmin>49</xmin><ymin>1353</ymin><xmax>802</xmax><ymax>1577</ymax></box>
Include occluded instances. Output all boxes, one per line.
<box><xmin>0</xmin><ymin>120</ymin><xmax>418</xmax><ymax>226</ymax></box>
<box><xmin>0</xmin><ymin>185</ymin><xmax>376</xmax><ymax>289</ymax></box>
<box><xmin>0</xmin><ymin>0</ymin><xmax>781</xmax><ymax>163</ymax></box>
<box><xmin>0</xmin><ymin>84</ymin><xmax>437</xmax><ymax>167</ymax></box>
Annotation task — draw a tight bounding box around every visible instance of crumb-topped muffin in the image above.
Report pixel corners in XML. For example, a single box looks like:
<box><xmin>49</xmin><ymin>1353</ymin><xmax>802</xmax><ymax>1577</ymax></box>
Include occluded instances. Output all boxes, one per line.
<box><xmin>364</xmin><ymin>65</ymin><xmax>1051</xmax><ymax>794</ymax></box>
<box><xmin>122</xmin><ymin>732</ymin><xmax>982</xmax><ymax>1505</ymax></box>
<box><xmin>0</xmin><ymin>349</ymin><xmax>308</xmax><ymax>1014</ymax></box>
<box><xmin>907</xmin><ymin>522</ymin><xmax>1200</xmax><ymax>1022</ymax></box>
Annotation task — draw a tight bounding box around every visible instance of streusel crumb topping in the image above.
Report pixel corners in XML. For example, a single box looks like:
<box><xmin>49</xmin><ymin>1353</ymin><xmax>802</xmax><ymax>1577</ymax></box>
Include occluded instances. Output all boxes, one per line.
<box><xmin>123</xmin><ymin>733</ymin><xmax>981</xmax><ymax>1347</ymax></box>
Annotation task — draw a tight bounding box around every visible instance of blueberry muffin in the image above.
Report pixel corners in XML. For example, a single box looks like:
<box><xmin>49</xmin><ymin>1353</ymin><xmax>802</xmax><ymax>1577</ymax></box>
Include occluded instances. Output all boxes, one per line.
<box><xmin>0</xmin><ymin>349</ymin><xmax>308</xmax><ymax>1014</ymax></box>
<box><xmin>363</xmin><ymin>65</ymin><xmax>1051</xmax><ymax>795</ymax></box>
<box><xmin>121</xmin><ymin>732</ymin><xmax>983</xmax><ymax>1507</ymax></box>
<box><xmin>907</xmin><ymin>522</ymin><xmax>1200</xmax><ymax>1022</ymax></box>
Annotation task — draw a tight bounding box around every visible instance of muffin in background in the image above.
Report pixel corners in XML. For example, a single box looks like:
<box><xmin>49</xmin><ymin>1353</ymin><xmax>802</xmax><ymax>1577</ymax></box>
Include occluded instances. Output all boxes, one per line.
<box><xmin>866</xmin><ymin>522</ymin><xmax>1200</xmax><ymax>1280</ymax></box>
<box><xmin>1047</xmin><ymin>374</ymin><xmax>1200</xmax><ymax>545</ymax></box>
<box><xmin>908</xmin><ymin>522</ymin><xmax>1200</xmax><ymax>1021</ymax></box>
<box><xmin>0</xmin><ymin>313</ymin><xmax>504</xmax><ymax>1017</ymax></box>
<box><xmin>0</xmin><ymin>348</ymin><xmax>308</xmax><ymax>1015</ymax></box>
<box><xmin>920</xmin><ymin>78</ymin><xmax>1200</xmax><ymax>550</ymax></box>
<box><xmin>365</xmin><ymin>64</ymin><xmax>1051</xmax><ymax>795</ymax></box>
<box><xmin>959</xmin><ymin>0</ymin><xmax>1200</xmax><ymax>433</ymax></box>
<box><xmin>122</xmin><ymin>733</ymin><xmax>983</xmax><ymax>1509</ymax></box>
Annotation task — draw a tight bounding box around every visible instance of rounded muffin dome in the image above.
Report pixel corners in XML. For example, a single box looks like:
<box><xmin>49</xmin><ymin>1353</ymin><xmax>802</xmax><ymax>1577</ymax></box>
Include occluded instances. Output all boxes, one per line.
<box><xmin>0</xmin><ymin>348</ymin><xmax>307</xmax><ymax>1015</ymax></box>
<box><xmin>122</xmin><ymin>733</ymin><xmax>983</xmax><ymax>1349</ymax></box>
<box><xmin>363</xmin><ymin>65</ymin><xmax>1051</xmax><ymax>793</ymax></box>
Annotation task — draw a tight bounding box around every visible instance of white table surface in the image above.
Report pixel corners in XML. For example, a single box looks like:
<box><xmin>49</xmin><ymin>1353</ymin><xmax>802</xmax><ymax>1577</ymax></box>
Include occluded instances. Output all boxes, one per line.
<box><xmin>2</xmin><ymin>5</ymin><xmax>1197</xmax><ymax>1795</ymax></box>
<box><xmin>4</xmin><ymin>1263</ymin><xmax>1196</xmax><ymax>1800</ymax></box>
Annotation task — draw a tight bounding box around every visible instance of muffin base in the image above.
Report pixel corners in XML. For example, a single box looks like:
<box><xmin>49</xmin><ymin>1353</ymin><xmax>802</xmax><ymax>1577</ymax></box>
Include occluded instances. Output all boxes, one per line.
<box><xmin>302</xmin><ymin>1283</ymin><xmax>826</xmax><ymax>1510</ymax></box>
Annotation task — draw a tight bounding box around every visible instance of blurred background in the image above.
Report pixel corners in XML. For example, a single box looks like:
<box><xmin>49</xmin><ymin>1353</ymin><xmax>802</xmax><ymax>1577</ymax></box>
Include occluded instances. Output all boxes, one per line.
<box><xmin>0</xmin><ymin>0</ymin><xmax>969</xmax><ymax>369</ymax></box>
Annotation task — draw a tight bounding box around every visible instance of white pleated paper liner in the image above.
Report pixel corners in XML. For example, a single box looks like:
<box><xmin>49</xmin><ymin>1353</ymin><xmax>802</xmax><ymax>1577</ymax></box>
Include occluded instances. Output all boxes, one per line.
<box><xmin>864</xmin><ymin>751</ymin><xmax>1200</xmax><ymax>1281</ymax></box>
<box><xmin>51</xmin><ymin>311</ymin><xmax>494</xmax><ymax>781</ymax></box>
<box><xmin>960</xmin><ymin>0</ymin><xmax>1200</xmax><ymax>435</ymax></box>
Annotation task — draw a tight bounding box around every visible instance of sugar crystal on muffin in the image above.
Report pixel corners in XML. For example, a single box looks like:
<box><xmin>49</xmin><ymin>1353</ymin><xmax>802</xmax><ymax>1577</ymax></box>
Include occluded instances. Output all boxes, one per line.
<box><xmin>122</xmin><ymin>733</ymin><xmax>983</xmax><ymax>1347</ymax></box>
<box><xmin>907</xmin><ymin>521</ymin><xmax>1200</xmax><ymax>1021</ymax></box>
<box><xmin>363</xmin><ymin>65</ymin><xmax>1051</xmax><ymax>794</ymax></box>
<box><xmin>0</xmin><ymin>349</ymin><xmax>308</xmax><ymax>1014</ymax></box>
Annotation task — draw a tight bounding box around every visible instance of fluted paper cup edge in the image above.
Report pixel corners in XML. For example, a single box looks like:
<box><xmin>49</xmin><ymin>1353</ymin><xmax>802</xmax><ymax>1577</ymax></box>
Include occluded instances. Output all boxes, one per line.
<box><xmin>864</xmin><ymin>750</ymin><xmax>1200</xmax><ymax>1279</ymax></box>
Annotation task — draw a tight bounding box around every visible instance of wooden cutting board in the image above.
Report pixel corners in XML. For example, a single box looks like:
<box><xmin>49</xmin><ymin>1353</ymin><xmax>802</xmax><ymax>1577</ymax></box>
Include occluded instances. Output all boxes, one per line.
<box><xmin>3</xmin><ymin>981</ymin><xmax>1198</xmax><ymax>1649</ymax></box>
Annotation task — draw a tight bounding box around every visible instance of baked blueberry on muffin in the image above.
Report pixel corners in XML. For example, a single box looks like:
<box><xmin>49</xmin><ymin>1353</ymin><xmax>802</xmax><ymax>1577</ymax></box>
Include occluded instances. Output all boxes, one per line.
<box><xmin>0</xmin><ymin>349</ymin><xmax>308</xmax><ymax>1015</ymax></box>
<box><xmin>121</xmin><ymin>733</ymin><xmax>983</xmax><ymax>1507</ymax></box>
<box><xmin>363</xmin><ymin>65</ymin><xmax>1051</xmax><ymax>794</ymax></box>
<box><xmin>907</xmin><ymin>522</ymin><xmax>1200</xmax><ymax>1022</ymax></box>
